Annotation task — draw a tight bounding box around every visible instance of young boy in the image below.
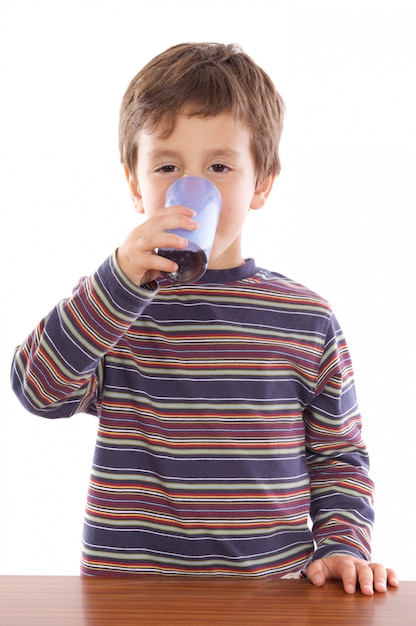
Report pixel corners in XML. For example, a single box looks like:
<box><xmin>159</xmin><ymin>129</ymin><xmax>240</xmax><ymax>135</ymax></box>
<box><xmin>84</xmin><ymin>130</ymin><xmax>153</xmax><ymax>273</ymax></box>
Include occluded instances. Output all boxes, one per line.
<box><xmin>11</xmin><ymin>42</ymin><xmax>398</xmax><ymax>594</ymax></box>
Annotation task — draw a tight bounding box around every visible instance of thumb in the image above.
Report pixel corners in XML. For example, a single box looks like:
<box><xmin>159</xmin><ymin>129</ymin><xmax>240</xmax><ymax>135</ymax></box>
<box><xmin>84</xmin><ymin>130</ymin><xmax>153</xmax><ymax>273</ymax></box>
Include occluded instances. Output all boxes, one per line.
<box><xmin>305</xmin><ymin>559</ymin><xmax>327</xmax><ymax>587</ymax></box>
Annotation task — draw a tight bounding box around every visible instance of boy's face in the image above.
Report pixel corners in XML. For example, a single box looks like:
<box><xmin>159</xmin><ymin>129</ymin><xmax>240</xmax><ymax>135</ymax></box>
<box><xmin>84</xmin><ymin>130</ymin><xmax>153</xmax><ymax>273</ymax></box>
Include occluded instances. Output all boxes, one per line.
<box><xmin>127</xmin><ymin>112</ymin><xmax>274</xmax><ymax>270</ymax></box>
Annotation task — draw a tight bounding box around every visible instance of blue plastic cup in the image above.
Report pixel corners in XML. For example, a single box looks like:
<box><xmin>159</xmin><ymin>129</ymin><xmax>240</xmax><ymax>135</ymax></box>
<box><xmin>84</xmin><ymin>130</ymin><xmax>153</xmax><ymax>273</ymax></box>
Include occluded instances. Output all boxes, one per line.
<box><xmin>158</xmin><ymin>176</ymin><xmax>222</xmax><ymax>283</ymax></box>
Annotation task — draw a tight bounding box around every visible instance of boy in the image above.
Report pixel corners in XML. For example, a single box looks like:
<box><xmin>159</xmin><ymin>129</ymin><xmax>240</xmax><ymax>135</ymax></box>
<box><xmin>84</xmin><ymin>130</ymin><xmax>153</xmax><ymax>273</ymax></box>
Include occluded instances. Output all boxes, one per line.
<box><xmin>11</xmin><ymin>42</ymin><xmax>398</xmax><ymax>594</ymax></box>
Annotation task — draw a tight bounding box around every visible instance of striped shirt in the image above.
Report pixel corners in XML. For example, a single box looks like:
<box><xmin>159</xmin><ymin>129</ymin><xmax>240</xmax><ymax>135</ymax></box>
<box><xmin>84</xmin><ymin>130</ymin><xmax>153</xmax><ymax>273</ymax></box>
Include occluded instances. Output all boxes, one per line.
<box><xmin>11</xmin><ymin>255</ymin><xmax>374</xmax><ymax>577</ymax></box>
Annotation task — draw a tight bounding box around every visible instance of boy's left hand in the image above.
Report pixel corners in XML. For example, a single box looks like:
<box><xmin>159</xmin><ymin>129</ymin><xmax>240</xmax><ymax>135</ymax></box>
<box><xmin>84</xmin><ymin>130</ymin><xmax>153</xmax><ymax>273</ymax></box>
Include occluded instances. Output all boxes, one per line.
<box><xmin>306</xmin><ymin>555</ymin><xmax>399</xmax><ymax>595</ymax></box>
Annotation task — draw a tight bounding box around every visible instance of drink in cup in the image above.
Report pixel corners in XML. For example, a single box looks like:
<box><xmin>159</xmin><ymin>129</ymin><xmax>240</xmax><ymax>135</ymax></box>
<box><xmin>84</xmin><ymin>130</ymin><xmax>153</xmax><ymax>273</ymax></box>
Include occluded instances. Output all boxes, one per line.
<box><xmin>157</xmin><ymin>176</ymin><xmax>222</xmax><ymax>283</ymax></box>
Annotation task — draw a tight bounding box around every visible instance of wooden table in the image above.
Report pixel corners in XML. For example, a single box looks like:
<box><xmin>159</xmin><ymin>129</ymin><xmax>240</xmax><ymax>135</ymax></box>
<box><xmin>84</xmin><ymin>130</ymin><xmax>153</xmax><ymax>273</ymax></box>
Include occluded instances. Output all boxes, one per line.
<box><xmin>0</xmin><ymin>576</ymin><xmax>413</xmax><ymax>626</ymax></box>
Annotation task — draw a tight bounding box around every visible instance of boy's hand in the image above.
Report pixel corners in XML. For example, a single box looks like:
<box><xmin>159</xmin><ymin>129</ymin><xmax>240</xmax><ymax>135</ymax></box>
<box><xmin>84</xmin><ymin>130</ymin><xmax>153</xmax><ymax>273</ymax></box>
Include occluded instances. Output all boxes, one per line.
<box><xmin>306</xmin><ymin>555</ymin><xmax>399</xmax><ymax>595</ymax></box>
<box><xmin>116</xmin><ymin>206</ymin><xmax>197</xmax><ymax>286</ymax></box>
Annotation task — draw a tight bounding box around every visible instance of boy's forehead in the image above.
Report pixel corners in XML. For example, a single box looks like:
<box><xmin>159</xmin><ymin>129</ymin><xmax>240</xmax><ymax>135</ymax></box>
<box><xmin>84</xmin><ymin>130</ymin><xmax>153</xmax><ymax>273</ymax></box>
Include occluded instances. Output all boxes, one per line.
<box><xmin>139</xmin><ymin>111</ymin><xmax>252</xmax><ymax>145</ymax></box>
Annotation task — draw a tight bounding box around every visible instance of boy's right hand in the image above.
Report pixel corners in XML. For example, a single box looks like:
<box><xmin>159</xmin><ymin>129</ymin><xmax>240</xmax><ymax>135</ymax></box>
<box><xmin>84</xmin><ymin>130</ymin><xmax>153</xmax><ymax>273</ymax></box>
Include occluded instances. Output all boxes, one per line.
<box><xmin>116</xmin><ymin>205</ymin><xmax>198</xmax><ymax>286</ymax></box>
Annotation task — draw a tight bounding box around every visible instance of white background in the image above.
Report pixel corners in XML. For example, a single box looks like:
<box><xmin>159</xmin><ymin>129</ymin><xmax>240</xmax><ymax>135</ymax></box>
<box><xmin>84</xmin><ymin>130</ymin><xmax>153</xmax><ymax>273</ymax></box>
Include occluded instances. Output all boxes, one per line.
<box><xmin>1</xmin><ymin>0</ymin><xmax>415</xmax><ymax>579</ymax></box>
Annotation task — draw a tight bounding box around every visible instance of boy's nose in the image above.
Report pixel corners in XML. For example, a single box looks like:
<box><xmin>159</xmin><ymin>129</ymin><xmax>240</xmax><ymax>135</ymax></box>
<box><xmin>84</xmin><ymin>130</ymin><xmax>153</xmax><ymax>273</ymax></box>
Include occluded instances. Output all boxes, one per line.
<box><xmin>182</xmin><ymin>171</ymin><xmax>205</xmax><ymax>179</ymax></box>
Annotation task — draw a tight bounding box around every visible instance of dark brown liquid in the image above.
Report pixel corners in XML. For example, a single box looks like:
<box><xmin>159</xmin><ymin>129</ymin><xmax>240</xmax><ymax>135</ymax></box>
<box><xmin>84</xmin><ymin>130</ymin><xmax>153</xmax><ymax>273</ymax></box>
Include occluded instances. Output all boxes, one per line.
<box><xmin>158</xmin><ymin>248</ymin><xmax>208</xmax><ymax>283</ymax></box>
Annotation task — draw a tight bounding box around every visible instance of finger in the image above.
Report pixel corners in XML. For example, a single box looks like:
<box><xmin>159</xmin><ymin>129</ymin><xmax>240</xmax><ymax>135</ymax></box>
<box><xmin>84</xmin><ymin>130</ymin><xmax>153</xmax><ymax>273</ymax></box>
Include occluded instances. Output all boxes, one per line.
<box><xmin>370</xmin><ymin>564</ymin><xmax>399</xmax><ymax>592</ymax></box>
<box><xmin>355</xmin><ymin>565</ymin><xmax>374</xmax><ymax>596</ymax></box>
<box><xmin>162</xmin><ymin>204</ymin><xmax>196</xmax><ymax>217</ymax></box>
<box><xmin>127</xmin><ymin>229</ymin><xmax>189</xmax><ymax>263</ymax></box>
<box><xmin>154</xmin><ymin>206</ymin><xmax>198</xmax><ymax>232</ymax></box>
<box><xmin>137</xmin><ymin>219</ymin><xmax>197</xmax><ymax>255</ymax></box>
<box><xmin>386</xmin><ymin>568</ymin><xmax>399</xmax><ymax>588</ymax></box>
<box><xmin>305</xmin><ymin>560</ymin><xmax>326</xmax><ymax>587</ymax></box>
<box><xmin>367</xmin><ymin>563</ymin><xmax>387</xmax><ymax>593</ymax></box>
<box><xmin>338</xmin><ymin>560</ymin><xmax>360</xmax><ymax>595</ymax></box>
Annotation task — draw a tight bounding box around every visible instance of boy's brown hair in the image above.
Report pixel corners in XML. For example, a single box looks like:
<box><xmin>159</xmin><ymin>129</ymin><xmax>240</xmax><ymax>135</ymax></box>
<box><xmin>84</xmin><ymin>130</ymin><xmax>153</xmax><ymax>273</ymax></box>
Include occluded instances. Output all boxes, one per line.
<box><xmin>119</xmin><ymin>42</ymin><xmax>285</xmax><ymax>183</ymax></box>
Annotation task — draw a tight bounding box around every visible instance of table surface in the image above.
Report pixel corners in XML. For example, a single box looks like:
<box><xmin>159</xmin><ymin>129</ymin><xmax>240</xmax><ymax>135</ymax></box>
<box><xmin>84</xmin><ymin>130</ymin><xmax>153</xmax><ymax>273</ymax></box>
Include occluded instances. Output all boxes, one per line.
<box><xmin>0</xmin><ymin>576</ymin><xmax>414</xmax><ymax>626</ymax></box>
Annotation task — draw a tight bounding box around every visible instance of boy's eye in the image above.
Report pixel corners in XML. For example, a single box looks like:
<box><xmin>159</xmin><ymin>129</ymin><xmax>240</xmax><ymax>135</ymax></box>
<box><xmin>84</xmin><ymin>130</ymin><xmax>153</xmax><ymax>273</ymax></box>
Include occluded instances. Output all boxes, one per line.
<box><xmin>157</xmin><ymin>165</ymin><xmax>177</xmax><ymax>173</ymax></box>
<box><xmin>209</xmin><ymin>163</ymin><xmax>229</xmax><ymax>173</ymax></box>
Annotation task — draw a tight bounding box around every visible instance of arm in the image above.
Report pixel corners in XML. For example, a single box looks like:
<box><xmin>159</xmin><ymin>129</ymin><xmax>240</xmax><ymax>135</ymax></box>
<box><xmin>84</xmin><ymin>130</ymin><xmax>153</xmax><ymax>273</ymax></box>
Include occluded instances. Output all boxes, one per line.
<box><xmin>11</xmin><ymin>253</ymin><xmax>157</xmax><ymax>418</ymax></box>
<box><xmin>11</xmin><ymin>203</ymin><xmax>197</xmax><ymax>418</ymax></box>
<box><xmin>304</xmin><ymin>313</ymin><xmax>398</xmax><ymax>593</ymax></box>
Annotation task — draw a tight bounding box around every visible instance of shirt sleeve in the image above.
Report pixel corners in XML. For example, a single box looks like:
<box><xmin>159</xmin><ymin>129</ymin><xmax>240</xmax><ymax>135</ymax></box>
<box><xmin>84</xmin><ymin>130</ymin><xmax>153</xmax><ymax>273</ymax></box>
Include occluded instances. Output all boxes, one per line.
<box><xmin>10</xmin><ymin>252</ymin><xmax>158</xmax><ymax>419</ymax></box>
<box><xmin>304</xmin><ymin>312</ymin><xmax>375</xmax><ymax>562</ymax></box>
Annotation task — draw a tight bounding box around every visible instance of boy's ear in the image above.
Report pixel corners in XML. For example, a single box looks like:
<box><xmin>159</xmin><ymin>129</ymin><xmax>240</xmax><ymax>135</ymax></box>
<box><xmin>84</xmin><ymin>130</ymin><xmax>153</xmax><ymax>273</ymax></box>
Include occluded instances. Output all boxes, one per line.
<box><xmin>250</xmin><ymin>174</ymin><xmax>275</xmax><ymax>210</ymax></box>
<box><xmin>124</xmin><ymin>165</ymin><xmax>144</xmax><ymax>214</ymax></box>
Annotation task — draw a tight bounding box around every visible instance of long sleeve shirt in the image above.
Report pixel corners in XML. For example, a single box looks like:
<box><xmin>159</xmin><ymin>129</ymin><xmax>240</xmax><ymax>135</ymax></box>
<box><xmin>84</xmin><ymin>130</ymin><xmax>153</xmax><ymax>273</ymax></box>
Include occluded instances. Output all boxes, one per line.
<box><xmin>11</xmin><ymin>254</ymin><xmax>374</xmax><ymax>577</ymax></box>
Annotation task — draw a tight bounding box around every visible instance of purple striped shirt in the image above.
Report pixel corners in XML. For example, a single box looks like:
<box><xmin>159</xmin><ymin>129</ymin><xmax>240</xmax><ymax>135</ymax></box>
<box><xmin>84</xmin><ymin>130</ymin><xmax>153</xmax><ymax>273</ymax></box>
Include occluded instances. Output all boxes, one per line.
<box><xmin>11</xmin><ymin>255</ymin><xmax>374</xmax><ymax>576</ymax></box>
